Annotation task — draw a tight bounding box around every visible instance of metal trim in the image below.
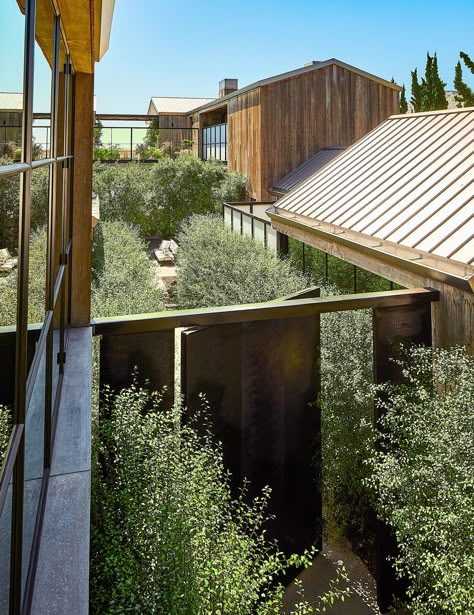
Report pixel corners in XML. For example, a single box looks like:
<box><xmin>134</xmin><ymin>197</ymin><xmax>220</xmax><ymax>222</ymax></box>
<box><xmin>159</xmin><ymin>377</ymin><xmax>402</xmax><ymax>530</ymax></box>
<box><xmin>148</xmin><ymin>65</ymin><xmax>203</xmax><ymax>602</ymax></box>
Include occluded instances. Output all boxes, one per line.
<box><xmin>92</xmin><ymin>288</ymin><xmax>439</xmax><ymax>336</ymax></box>
<box><xmin>268</xmin><ymin>209</ymin><xmax>474</xmax><ymax>293</ymax></box>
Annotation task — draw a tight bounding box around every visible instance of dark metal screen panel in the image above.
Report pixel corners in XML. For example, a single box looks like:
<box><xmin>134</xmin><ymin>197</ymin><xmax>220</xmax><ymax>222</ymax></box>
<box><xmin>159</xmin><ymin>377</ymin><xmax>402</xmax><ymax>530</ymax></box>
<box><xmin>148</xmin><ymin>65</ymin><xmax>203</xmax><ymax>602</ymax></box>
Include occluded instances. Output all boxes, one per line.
<box><xmin>181</xmin><ymin>315</ymin><xmax>321</xmax><ymax>557</ymax></box>
<box><xmin>100</xmin><ymin>330</ymin><xmax>174</xmax><ymax>410</ymax></box>
<box><xmin>373</xmin><ymin>302</ymin><xmax>432</xmax><ymax>613</ymax></box>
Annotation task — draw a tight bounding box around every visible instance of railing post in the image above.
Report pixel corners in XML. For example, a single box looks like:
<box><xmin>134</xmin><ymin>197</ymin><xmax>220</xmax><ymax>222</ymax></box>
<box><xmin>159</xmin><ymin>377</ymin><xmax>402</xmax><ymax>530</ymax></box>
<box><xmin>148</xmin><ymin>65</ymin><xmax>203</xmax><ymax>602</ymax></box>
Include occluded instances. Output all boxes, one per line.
<box><xmin>372</xmin><ymin>300</ymin><xmax>433</xmax><ymax>612</ymax></box>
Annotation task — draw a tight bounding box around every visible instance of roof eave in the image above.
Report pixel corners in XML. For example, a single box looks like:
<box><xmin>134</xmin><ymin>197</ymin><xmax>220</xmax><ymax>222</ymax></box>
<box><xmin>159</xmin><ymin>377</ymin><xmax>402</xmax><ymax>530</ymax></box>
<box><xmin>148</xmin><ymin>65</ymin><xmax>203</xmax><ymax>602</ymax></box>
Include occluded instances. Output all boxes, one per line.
<box><xmin>268</xmin><ymin>208</ymin><xmax>474</xmax><ymax>294</ymax></box>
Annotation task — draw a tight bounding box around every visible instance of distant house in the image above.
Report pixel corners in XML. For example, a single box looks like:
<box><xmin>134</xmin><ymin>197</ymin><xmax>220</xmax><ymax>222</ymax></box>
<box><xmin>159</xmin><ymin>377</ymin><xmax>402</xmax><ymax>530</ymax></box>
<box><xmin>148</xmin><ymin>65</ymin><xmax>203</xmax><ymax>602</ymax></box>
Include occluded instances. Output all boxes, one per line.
<box><xmin>268</xmin><ymin>107</ymin><xmax>474</xmax><ymax>351</ymax></box>
<box><xmin>0</xmin><ymin>92</ymin><xmax>23</xmax><ymax>155</ymax></box>
<box><xmin>148</xmin><ymin>59</ymin><xmax>400</xmax><ymax>199</ymax></box>
<box><xmin>146</xmin><ymin>96</ymin><xmax>214</xmax><ymax>151</ymax></box>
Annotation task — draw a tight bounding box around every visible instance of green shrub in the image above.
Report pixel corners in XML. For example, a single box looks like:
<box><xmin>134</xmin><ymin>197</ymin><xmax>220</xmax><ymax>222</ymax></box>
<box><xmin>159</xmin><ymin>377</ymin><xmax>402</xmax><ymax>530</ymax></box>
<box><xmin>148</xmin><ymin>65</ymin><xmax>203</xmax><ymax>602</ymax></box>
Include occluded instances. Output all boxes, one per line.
<box><xmin>94</xmin><ymin>145</ymin><xmax>121</xmax><ymax>160</ymax></box>
<box><xmin>91</xmin><ymin>220</ymin><xmax>164</xmax><ymax>318</ymax></box>
<box><xmin>320</xmin><ymin>300</ymin><xmax>374</xmax><ymax>548</ymax></box>
<box><xmin>92</xmin><ymin>163</ymin><xmax>153</xmax><ymax>234</ymax></box>
<box><xmin>0</xmin><ymin>405</ymin><xmax>11</xmax><ymax>468</ymax></box>
<box><xmin>0</xmin><ymin>228</ymin><xmax>47</xmax><ymax>327</ymax></box>
<box><xmin>0</xmin><ymin>156</ymin><xmax>49</xmax><ymax>253</ymax></box>
<box><xmin>90</xmin><ymin>385</ymin><xmax>348</xmax><ymax>614</ymax></box>
<box><xmin>146</xmin><ymin>157</ymin><xmax>240</xmax><ymax>238</ymax></box>
<box><xmin>92</xmin><ymin>158</ymin><xmax>249</xmax><ymax>239</ymax></box>
<box><xmin>175</xmin><ymin>215</ymin><xmax>308</xmax><ymax>309</ymax></box>
<box><xmin>366</xmin><ymin>346</ymin><xmax>474</xmax><ymax>614</ymax></box>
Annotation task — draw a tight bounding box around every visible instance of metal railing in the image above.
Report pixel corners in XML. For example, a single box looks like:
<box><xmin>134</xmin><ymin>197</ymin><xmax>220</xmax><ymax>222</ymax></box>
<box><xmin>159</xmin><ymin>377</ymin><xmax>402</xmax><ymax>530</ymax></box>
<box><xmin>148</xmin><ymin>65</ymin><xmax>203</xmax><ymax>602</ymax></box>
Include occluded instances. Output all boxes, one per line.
<box><xmin>93</xmin><ymin>126</ymin><xmax>198</xmax><ymax>161</ymax></box>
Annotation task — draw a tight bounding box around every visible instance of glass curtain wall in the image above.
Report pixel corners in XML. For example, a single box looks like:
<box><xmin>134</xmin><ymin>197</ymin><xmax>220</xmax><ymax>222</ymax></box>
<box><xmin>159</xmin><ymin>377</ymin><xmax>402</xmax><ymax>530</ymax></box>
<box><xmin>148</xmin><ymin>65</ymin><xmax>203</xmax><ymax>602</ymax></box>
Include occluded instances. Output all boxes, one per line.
<box><xmin>202</xmin><ymin>123</ymin><xmax>227</xmax><ymax>162</ymax></box>
<box><xmin>0</xmin><ymin>1</ymin><xmax>74</xmax><ymax>613</ymax></box>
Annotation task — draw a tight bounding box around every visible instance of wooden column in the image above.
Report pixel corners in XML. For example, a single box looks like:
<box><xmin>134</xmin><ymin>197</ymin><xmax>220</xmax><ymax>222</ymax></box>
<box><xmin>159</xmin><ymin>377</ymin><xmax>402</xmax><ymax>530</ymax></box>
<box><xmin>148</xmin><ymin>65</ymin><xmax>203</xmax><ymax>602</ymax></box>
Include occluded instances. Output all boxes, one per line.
<box><xmin>71</xmin><ymin>72</ymin><xmax>93</xmax><ymax>326</ymax></box>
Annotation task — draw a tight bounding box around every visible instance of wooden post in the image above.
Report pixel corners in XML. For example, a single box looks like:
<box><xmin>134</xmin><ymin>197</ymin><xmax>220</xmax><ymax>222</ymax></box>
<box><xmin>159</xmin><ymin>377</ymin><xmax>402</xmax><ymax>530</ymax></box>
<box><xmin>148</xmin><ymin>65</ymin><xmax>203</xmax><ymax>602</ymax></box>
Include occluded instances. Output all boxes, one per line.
<box><xmin>70</xmin><ymin>72</ymin><xmax>94</xmax><ymax>326</ymax></box>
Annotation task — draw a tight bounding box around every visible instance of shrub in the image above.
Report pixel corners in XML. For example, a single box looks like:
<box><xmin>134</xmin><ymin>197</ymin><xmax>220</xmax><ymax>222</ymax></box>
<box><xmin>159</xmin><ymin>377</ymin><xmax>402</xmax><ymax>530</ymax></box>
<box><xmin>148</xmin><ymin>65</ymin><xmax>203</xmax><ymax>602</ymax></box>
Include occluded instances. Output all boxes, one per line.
<box><xmin>90</xmin><ymin>385</ymin><xmax>349</xmax><ymax>614</ymax></box>
<box><xmin>0</xmin><ymin>405</ymin><xmax>11</xmax><ymax>468</ymax></box>
<box><xmin>175</xmin><ymin>215</ymin><xmax>308</xmax><ymax>309</ymax></box>
<box><xmin>94</xmin><ymin>145</ymin><xmax>121</xmax><ymax>161</ymax></box>
<box><xmin>146</xmin><ymin>157</ymin><xmax>236</xmax><ymax>238</ymax></box>
<box><xmin>0</xmin><ymin>228</ymin><xmax>47</xmax><ymax>327</ymax></box>
<box><xmin>92</xmin><ymin>158</ymin><xmax>249</xmax><ymax>239</ymax></box>
<box><xmin>92</xmin><ymin>163</ymin><xmax>153</xmax><ymax>234</ymax></box>
<box><xmin>0</xmin><ymin>157</ymin><xmax>49</xmax><ymax>252</ymax></box>
<box><xmin>91</xmin><ymin>220</ymin><xmax>164</xmax><ymax>318</ymax></box>
<box><xmin>320</xmin><ymin>300</ymin><xmax>375</xmax><ymax>553</ymax></box>
<box><xmin>366</xmin><ymin>346</ymin><xmax>474</xmax><ymax>614</ymax></box>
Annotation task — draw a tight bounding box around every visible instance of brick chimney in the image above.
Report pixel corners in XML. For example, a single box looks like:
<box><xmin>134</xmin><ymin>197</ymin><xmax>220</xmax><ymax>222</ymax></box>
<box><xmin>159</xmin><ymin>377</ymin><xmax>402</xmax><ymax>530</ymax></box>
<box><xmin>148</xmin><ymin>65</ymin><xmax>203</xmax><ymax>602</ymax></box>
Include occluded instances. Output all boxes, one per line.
<box><xmin>219</xmin><ymin>78</ymin><xmax>238</xmax><ymax>98</ymax></box>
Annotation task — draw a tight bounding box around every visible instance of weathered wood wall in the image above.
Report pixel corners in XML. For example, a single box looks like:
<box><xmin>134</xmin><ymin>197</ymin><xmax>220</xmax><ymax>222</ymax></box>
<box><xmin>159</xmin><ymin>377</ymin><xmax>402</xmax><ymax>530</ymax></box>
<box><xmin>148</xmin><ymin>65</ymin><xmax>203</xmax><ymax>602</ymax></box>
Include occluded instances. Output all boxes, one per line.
<box><xmin>272</xmin><ymin>220</ymin><xmax>474</xmax><ymax>353</ymax></box>
<box><xmin>227</xmin><ymin>89</ymin><xmax>262</xmax><ymax>199</ymax></box>
<box><xmin>259</xmin><ymin>65</ymin><xmax>399</xmax><ymax>199</ymax></box>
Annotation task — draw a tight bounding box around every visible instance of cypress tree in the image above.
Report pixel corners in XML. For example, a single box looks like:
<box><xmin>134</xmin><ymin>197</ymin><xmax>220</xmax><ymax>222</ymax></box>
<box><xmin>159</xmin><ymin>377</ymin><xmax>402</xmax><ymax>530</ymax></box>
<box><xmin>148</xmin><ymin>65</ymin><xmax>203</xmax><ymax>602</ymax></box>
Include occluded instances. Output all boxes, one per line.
<box><xmin>454</xmin><ymin>52</ymin><xmax>474</xmax><ymax>107</ymax></box>
<box><xmin>410</xmin><ymin>52</ymin><xmax>447</xmax><ymax>112</ymax></box>
<box><xmin>400</xmin><ymin>84</ymin><xmax>408</xmax><ymax>113</ymax></box>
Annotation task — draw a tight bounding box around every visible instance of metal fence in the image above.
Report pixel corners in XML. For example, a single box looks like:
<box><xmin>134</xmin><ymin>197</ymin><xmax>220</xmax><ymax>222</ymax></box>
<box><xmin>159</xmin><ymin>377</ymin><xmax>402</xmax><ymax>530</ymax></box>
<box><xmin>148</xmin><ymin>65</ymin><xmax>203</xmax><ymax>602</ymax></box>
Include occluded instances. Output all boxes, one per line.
<box><xmin>93</xmin><ymin>126</ymin><xmax>198</xmax><ymax>161</ymax></box>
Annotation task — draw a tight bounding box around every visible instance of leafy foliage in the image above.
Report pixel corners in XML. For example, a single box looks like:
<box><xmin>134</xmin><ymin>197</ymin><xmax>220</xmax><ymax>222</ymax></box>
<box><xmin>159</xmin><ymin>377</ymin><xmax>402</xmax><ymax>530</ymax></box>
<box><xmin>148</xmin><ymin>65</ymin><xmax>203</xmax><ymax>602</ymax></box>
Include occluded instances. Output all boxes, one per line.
<box><xmin>366</xmin><ymin>346</ymin><xmax>474</xmax><ymax>614</ymax></box>
<box><xmin>90</xmin><ymin>385</ymin><xmax>349</xmax><ymax>614</ymax></box>
<box><xmin>410</xmin><ymin>52</ymin><xmax>447</xmax><ymax>112</ymax></box>
<box><xmin>400</xmin><ymin>84</ymin><xmax>408</xmax><ymax>113</ymax></box>
<box><xmin>319</xmin><ymin>293</ymin><xmax>375</xmax><ymax>549</ymax></box>
<box><xmin>175</xmin><ymin>215</ymin><xmax>307</xmax><ymax>309</ymax></box>
<box><xmin>0</xmin><ymin>405</ymin><xmax>11</xmax><ymax>468</ymax></box>
<box><xmin>0</xmin><ymin>228</ymin><xmax>47</xmax><ymax>327</ymax></box>
<box><xmin>454</xmin><ymin>51</ymin><xmax>474</xmax><ymax>107</ymax></box>
<box><xmin>91</xmin><ymin>220</ymin><xmax>164</xmax><ymax>318</ymax></box>
<box><xmin>0</xmin><ymin>156</ymin><xmax>49</xmax><ymax>253</ymax></box>
<box><xmin>94</xmin><ymin>145</ymin><xmax>121</xmax><ymax>161</ymax></box>
<box><xmin>92</xmin><ymin>159</ymin><xmax>248</xmax><ymax>239</ymax></box>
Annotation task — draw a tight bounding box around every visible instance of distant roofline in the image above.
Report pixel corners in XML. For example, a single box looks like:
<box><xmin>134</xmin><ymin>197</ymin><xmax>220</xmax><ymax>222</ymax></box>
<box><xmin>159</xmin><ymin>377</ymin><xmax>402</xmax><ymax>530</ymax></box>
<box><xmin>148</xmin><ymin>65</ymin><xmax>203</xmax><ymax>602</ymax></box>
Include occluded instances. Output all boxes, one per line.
<box><xmin>148</xmin><ymin>96</ymin><xmax>215</xmax><ymax>116</ymax></box>
<box><xmin>389</xmin><ymin>105</ymin><xmax>474</xmax><ymax>119</ymax></box>
<box><xmin>188</xmin><ymin>58</ymin><xmax>401</xmax><ymax>115</ymax></box>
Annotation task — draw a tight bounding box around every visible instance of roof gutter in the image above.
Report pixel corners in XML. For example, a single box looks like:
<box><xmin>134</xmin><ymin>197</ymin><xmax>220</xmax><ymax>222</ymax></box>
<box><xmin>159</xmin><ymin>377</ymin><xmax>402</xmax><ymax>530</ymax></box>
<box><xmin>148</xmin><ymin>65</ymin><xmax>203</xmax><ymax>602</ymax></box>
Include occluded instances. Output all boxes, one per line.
<box><xmin>267</xmin><ymin>208</ymin><xmax>474</xmax><ymax>294</ymax></box>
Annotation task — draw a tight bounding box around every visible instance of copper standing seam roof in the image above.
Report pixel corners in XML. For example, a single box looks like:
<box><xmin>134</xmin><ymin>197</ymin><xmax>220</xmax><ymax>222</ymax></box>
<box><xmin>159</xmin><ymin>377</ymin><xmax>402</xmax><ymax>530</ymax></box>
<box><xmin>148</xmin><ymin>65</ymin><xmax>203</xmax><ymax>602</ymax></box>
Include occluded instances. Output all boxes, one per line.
<box><xmin>270</xmin><ymin>148</ymin><xmax>345</xmax><ymax>195</ymax></box>
<box><xmin>270</xmin><ymin>107</ymin><xmax>474</xmax><ymax>288</ymax></box>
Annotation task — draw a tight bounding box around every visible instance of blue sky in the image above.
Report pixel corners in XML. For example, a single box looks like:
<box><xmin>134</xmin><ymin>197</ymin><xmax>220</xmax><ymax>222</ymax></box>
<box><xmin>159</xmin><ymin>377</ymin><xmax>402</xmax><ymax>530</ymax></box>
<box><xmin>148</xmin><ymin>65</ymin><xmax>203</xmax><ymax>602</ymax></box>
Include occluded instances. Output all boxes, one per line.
<box><xmin>1</xmin><ymin>0</ymin><xmax>474</xmax><ymax>114</ymax></box>
<box><xmin>93</xmin><ymin>0</ymin><xmax>474</xmax><ymax>114</ymax></box>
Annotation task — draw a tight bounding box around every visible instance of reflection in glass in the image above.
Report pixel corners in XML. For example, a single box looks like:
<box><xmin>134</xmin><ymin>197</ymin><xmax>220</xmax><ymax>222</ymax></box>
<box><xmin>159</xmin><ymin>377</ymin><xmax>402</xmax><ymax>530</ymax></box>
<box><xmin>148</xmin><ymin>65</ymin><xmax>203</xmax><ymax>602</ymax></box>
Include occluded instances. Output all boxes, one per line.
<box><xmin>23</xmin><ymin>347</ymin><xmax>45</xmax><ymax>596</ymax></box>
<box><xmin>0</xmin><ymin>173</ymin><xmax>21</xmax><ymax>329</ymax></box>
<box><xmin>0</xmin><ymin>3</ymin><xmax>25</xmax><ymax>163</ymax></box>
<box><xmin>33</xmin><ymin>0</ymin><xmax>54</xmax><ymax>158</ymax></box>
<box><xmin>0</xmin><ymin>484</ymin><xmax>12</xmax><ymax>612</ymax></box>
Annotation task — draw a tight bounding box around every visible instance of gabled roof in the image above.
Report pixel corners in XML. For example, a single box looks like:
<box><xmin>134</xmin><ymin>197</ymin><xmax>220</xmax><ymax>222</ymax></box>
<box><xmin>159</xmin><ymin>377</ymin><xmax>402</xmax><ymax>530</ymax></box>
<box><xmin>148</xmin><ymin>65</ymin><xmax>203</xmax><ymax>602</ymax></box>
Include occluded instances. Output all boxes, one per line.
<box><xmin>270</xmin><ymin>148</ymin><xmax>345</xmax><ymax>195</ymax></box>
<box><xmin>271</xmin><ymin>107</ymin><xmax>474</xmax><ymax>290</ymax></box>
<box><xmin>189</xmin><ymin>58</ymin><xmax>401</xmax><ymax>115</ymax></box>
<box><xmin>148</xmin><ymin>96</ymin><xmax>214</xmax><ymax>115</ymax></box>
<box><xmin>0</xmin><ymin>92</ymin><xmax>23</xmax><ymax>111</ymax></box>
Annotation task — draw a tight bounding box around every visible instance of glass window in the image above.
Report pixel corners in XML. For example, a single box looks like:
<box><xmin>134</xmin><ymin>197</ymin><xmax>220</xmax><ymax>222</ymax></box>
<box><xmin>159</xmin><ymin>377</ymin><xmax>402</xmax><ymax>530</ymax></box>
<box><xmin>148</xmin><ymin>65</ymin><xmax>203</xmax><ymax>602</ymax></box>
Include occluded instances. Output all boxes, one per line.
<box><xmin>0</xmin><ymin>173</ymin><xmax>21</xmax><ymax>329</ymax></box>
<box><xmin>33</xmin><ymin>0</ymin><xmax>54</xmax><ymax>160</ymax></box>
<box><xmin>0</xmin><ymin>2</ymin><xmax>25</xmax><ymax>164</ymax></box>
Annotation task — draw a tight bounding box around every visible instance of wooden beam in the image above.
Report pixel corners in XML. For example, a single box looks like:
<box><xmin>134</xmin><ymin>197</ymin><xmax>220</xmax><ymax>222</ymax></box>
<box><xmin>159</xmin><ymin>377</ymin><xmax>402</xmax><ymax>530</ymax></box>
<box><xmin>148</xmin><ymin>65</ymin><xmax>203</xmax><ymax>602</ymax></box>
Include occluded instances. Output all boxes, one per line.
<box><xmin>71</xmin><ymin>72</ymin><xmax>93</xmax><ymax>326</ymax></box>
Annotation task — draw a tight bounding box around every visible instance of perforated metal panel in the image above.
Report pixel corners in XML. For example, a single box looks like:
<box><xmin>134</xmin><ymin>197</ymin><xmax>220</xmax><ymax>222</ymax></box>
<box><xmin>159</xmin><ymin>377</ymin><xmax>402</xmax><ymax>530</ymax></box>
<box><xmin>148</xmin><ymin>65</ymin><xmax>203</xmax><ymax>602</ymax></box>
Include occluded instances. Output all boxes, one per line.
<box><xmin>181</xmin><ymin>314</ymin><xmax>321</xmax><ymax>557</ymax></box>
<box><xmin>100</xmin><ymin>330</ymin><xmax>174</xmax><ymax>410</ymax></box>
<box><xmin>373</xmin><ymin>301</ymin><xmax>432</xmax><ymax>613</ymax></box>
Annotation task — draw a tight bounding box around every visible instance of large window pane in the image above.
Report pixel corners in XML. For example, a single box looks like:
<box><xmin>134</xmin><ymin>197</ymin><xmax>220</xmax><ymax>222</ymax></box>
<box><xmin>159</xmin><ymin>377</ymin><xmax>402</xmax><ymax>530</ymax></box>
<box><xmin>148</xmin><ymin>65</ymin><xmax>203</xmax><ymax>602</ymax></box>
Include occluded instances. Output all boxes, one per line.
<box><xmin>0</xmin><ymin>2</ymin><xmax>24</xmax><ymax>163</ymax></box>
<box><xmin>32</xmin><ymin>0</ymin><xmax>54</xmax><ymax>159</ymax></box>
<box><xmin>23</xmin><ymin>347</ymin><xmax>46</xmax><ymax>598</ymax></box>
<box><xmin>0</xmin><ymin>173</ymin><xmax>21</xmax><ymax>329</ymax></box>
<box><xmin>0</xmin><ymin>483</ymin><xmax>12</xmax><ymax>612</ymax></box>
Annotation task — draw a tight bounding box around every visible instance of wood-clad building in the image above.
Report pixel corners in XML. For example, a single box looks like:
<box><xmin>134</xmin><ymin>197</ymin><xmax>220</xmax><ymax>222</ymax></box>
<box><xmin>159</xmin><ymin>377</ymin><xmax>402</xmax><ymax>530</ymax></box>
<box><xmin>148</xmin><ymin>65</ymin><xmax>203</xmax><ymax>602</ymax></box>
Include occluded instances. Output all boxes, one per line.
<box><xmin>187</xmin><ymin>59</ymin><xmax>400</xmax><ymax>199</ymax></box>
<box><xmin>268</xmin><ymin>107</ymin><xmax>474</xmax><ymax>352</ymax></box>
